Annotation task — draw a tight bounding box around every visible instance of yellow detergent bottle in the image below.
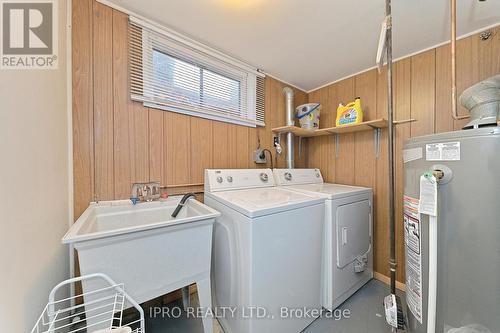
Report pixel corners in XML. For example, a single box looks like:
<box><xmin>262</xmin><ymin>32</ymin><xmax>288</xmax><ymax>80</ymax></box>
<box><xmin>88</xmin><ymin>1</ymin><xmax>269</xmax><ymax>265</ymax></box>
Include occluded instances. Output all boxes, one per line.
<box><xmin>336</xmin><ymin>97</ymin><xmax>363</xmax><ymax>126</ymax></box>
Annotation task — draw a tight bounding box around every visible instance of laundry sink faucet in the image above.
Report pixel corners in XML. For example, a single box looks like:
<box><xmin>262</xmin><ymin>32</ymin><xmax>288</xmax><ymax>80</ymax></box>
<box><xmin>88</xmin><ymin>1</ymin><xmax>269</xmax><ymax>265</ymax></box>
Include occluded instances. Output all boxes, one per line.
<box><xmin>130</xmin><ymin>182</ymin><xmax>161</xmax><ymax>204</ymax></box>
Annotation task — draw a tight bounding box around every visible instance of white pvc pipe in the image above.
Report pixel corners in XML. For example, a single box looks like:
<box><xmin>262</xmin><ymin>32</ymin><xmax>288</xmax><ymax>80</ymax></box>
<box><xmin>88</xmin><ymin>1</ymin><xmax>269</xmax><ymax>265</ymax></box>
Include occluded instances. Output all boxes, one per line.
<box><xmin>427</xmin><ymin>215</ymin><xmax>438</xmax><ymax>333</ymax></box>
<box><xmin>283</xmin><ymin>87</ymin><xmax>294</xmax><ymax>169</ymax></box>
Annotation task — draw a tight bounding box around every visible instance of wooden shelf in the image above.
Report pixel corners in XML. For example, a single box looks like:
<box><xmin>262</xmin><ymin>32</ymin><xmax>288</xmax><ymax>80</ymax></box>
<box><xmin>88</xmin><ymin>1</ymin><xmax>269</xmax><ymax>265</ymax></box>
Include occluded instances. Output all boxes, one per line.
<box><xmin>271</xmin><ymin>125</ymin><xmax>330</xmax><ymax>137</ymax></box>
<box><xmin>272</xmin><ymin>118</ymin><xmax>416</xmax><ymax>137</ymax></box>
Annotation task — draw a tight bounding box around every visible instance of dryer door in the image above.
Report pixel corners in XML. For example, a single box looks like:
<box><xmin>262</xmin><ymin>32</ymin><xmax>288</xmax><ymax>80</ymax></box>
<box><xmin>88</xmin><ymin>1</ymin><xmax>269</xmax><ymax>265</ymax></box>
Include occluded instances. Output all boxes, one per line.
<box><xmin>336</xmin><ymin>199</ymin><xmax>371</xmax><ymax>268</ymax></box>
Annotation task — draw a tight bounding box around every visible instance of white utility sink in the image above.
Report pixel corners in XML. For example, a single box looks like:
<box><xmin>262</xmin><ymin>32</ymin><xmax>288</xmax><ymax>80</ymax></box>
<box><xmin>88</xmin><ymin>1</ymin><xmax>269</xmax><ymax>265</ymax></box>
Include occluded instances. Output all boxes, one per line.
<box><xmin>63</xmin><ymin>196</ymin><xmax>220</xmax><ymax>333</ymax></box>
<box><xmin>64</xmin><ymin>197</ymin><xmax>219</xmax><ymax>242</ymax></box>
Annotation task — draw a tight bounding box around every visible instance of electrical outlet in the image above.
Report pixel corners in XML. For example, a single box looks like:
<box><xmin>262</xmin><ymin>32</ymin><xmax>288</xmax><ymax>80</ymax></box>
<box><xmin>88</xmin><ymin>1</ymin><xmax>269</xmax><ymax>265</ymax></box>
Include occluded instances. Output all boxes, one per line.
<box><xmin>254</xmin><ymin>148</ymin><xmax>267</xmax><ymax>164</ymax></box>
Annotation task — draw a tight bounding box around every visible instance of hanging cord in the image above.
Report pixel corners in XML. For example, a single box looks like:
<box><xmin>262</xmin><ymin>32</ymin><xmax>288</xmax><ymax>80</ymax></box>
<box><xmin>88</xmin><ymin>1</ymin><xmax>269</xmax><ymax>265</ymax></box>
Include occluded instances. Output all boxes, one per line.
<box><xmin>257</xmin><ymin>135</ymin><xmax>275</xmax><ymax>169</ymax></box>
<box><xmin>275</xmin><ymin>140</ymin><xmax>285</xmax><ymax>167</ymax></box>
<box><xmin>262</xmin><ymin>149</ymin><xmax>274</xmax><ymax>169</ymax></box>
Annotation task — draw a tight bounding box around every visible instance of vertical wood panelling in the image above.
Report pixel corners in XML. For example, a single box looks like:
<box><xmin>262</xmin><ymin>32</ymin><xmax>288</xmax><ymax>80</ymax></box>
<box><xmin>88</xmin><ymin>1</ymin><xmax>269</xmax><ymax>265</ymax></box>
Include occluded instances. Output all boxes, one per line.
<box><xmin>394</xmin><ymin>58</ymin><xmax>411</xmax><ymax>282</ymax></box>
<box><xmin>149</xmin><ymin>109</ymin><xmax>164</xmax><ymax>182</ymax></box>
<box><xmin>455</xmin><ymin>36</ymin><xmax>478</xmax><ymax>130</ymax></box>
<box><xmin>435</xmin><ymin>44</ymin><xmax>454</xmax><ymax>133</ymax></box>
<box><xmin>410</xmin><ymin>50</ymin><xmax>436</xmax><ymax>137</ymax></box>
<box><xmin>235</xmin><ymin>126</ymin><xmax>249</xmax><ymax>168</ymax></box>
<box><xmin>374</xmin><ymin>68</ymin><xmax>389</xmax><ymax>277</ymax></box>
<box><xmin>72</xmin><ymin>0</ymin><xmax>94</xmax><ymax>218</ymax></box>
<box><xmin>478</xmin><ymin>26</ymin><xmax>500</xmax><ymax>81</ymax></box>
<box><xmin>227</xmin><ymin>125</ymin><xmax>238</xmax><ymax>169</ymax></box>
<box><xmin>435</xmin><ymin>36</ymin><xmax>479</xmax><ymax>133</ymax></box>
<box><xmin>93</xmin><ymin>2</ymin><xmax>114</xmax><ymax>200</ymax></box>
<box><xmin>112</xmin><ymin>9</ymin><xmax>132</xmax><ymax>199</ymax></box>
<box><xmin>164</xmin><ymin>112</ymin><xmax>191</xmax><ymax>185</ymax></box>
<box><xmin>315</xmin><ymin>86</ymin><xmax>335</xmax><ymax>181</ymax></box>
<box><xmin>334</xmin><ymin>78</ymin><xmax>356</xmax><ymax>185</ymax></box>
<box><xmin>212</xmin><ymin>122</ymin><xmax>229</xmax><ymax>169</ymax></box>
<box><xmin>354</xmin><ymin>70</ymin><xmax>377</xmax><ymax>189</ymax></box>
<box><xmin>130</xmin><ymin>103</ymin><xmax>149</xmax><ymax>183</ymax></box>
<box><xmin>307</xmin><ymin>86</ymin><xmax>336</xmax><ymax>182</ymax></box>
<box><xmin>190</xmin><ymin>118</ymin><xmax>213</xmax><ymax>183</ymax></box>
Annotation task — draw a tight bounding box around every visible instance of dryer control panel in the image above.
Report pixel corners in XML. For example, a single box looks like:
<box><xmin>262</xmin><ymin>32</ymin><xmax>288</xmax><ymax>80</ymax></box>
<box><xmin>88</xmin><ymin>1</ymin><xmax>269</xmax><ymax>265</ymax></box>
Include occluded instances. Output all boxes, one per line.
<box><xmin>204</xmin><ymin>169</ymin><xmax>275</xmax><ymax>192</ymax></box>
<box><xmin>273</xmin><ymin>168</ymin><xmax>323</xmax><ymax>185</ymax></box>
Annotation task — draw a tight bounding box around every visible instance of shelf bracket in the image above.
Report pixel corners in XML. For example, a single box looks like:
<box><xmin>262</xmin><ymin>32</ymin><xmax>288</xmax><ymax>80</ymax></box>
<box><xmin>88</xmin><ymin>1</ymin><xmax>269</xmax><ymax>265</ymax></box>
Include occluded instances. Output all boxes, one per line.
<box><xmin>335</xmin><ymin>133</ymin><xmax>340</xmax><ymax>159</ymax></box>
<box><xmin>298</xmin><ymin>136</ymin><xmax>302</xmax><ymax>159</ymax></box>
<box><xmin>374</xmin><ymin>128</ymin><xmax>381</xmax><ymax>159</ymax></box>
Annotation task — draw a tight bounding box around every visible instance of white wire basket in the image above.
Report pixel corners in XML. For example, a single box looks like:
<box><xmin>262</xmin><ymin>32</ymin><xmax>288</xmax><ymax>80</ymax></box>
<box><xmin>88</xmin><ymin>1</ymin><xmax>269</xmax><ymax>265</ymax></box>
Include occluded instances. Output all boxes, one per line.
<box><xmin>31</xmin><ymin>273</ymin><xmax>145</xmax><ymax>333</ymax></box>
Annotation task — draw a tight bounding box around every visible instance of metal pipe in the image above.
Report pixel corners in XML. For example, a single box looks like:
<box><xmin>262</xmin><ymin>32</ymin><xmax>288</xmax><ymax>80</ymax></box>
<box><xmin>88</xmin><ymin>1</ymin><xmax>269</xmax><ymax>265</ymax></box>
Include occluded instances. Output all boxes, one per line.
<box><xmin>451</xmin><ymin>0</ymin><xmax>469</xmax><ymax>120</ymax></box>
<box><xmin>283</xmin><ymin>87</ymin><xmax>295</xmax><ymax>169</ymax></box>
<box><xmin>385</xmin><ymin>0</ymin><xmax>397</xmax><ymax>295</ymax></box>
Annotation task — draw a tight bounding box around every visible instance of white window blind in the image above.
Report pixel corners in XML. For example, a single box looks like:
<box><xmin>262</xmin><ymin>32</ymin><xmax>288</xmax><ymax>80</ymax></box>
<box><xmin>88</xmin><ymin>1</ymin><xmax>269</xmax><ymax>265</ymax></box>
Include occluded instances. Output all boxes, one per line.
<box><xmin>129</xmin><ymin>16</ymin><xmax>266</xmax><ymax>127</ymax></box>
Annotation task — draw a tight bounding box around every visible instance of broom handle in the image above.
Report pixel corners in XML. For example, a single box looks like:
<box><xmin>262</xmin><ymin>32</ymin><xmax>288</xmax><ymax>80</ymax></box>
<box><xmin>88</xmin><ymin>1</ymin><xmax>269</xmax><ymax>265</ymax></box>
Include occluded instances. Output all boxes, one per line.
<box><xmin>385</xmin><ymin>0</ymin><xmax>397</xmax><ymax>296</ymax></box>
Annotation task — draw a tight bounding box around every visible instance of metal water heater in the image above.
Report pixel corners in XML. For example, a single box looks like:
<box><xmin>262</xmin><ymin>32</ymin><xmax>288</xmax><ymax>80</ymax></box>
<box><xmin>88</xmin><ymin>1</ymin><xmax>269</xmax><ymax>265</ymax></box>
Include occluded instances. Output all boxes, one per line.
<box><xmin>403</xmin><ymin>75</ymin><xmax>500</xmax><ymax>333</ymax></box>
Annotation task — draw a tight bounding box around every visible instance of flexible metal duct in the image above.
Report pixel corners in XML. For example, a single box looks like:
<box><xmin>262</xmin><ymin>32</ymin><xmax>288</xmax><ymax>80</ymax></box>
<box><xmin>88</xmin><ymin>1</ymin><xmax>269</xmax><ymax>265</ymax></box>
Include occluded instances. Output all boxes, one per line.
<box><xmin>460</xmin><ymin>74</ymin><xmax>500</xmax><ymax>129</ymax></box>
<box><xmin>283</xmin><ymin>87</ymin><xmax>295</xmax><ymax>169</ymax></box>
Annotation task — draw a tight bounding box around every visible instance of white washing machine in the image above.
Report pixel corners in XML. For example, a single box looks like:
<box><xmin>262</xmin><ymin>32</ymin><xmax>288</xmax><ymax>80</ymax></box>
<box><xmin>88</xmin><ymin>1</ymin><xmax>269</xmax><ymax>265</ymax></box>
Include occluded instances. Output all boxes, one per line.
<box><xmin>204</xmin><ymin>169</ymin><xmax>325</xmax><ymax>333</ymax></box>
<box><xmin>273</xmin><ymin>168</ymin><xmax>373</xmax><ymax>311</ymax></box>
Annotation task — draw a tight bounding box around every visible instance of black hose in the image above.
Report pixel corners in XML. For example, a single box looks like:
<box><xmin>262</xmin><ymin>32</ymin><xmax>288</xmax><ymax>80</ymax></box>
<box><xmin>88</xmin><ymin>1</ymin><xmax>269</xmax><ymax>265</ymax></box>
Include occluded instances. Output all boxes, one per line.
<box><xmin>171</xmin><ymin>193</ymin><xmax>196</xmax><ymax>218</ymax></box>
<box><xmin>262</xmin><ymin>149</ymin><xmax>274</xmax><ymax>169</ymax></box>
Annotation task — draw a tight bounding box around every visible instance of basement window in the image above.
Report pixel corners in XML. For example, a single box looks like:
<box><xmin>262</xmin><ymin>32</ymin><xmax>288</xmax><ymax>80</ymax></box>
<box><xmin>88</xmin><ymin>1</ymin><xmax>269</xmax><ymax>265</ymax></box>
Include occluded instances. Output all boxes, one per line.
<box><xmin>129</xmin><ymin>17</ymin><xmax>265</xmax><ymax>127</ymax></box>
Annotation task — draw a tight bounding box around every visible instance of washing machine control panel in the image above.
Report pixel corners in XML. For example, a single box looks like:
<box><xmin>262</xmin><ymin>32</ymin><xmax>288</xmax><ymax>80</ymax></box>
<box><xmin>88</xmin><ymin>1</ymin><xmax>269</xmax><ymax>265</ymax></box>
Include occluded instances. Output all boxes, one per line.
<box><xmin>205</xmin><ymin>169</ymin><xmax>275</xmax><ymax>192</ymax></box>
<box><xmin>273</xmin><ymin>168</ymin><xmax>324</xmax><ymax>185</ymax></box>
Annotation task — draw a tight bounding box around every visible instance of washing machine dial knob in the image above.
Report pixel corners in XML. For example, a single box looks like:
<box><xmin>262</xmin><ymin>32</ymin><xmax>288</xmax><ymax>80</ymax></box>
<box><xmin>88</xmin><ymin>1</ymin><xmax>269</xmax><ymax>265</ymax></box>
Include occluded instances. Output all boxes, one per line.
<box><xmin>260</xmin><ymin>173</ymin><xmax>269</xmax><ymax>182</ymax></box>
<box><xmin>227</xmin><ymin>176</ymin><xmax>233</xmax><ymax>183</ymax></box>
<box><xmin>216</xmin><ymin>176</ymin><xmax>223</xmax><ymax>183</ymax></box>
<box><xmin>284</xmin><ymin>172</ymin><xmax>292</xmax><ymax>181</ymax></box>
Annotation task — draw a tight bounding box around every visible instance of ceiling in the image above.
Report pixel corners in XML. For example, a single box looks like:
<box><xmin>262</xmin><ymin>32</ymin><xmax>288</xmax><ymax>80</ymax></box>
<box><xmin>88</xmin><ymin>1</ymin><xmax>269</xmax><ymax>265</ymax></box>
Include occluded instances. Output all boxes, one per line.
<box><xmin>105</xmin><ymin>0</ymin><xmax>500</xmax><ymax>92</ymax></box>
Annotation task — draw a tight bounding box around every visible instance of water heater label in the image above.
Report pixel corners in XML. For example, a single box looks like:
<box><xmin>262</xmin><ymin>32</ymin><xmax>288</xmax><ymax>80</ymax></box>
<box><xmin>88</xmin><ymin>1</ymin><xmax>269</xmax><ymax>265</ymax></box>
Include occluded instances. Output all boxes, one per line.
<box><xmin>404</xmin><ymin>195</ymin><xmax>423</xmax><ymax>324</ymax></box>
<box><xmin>403</xmin><ymin>147</ymin><xmax>423</xmax><ymax>163</ymax></box>
<box><xmin>426</xmin><ymin>142</ymin><xmax>460</xmax><ymax>161</ymax></box>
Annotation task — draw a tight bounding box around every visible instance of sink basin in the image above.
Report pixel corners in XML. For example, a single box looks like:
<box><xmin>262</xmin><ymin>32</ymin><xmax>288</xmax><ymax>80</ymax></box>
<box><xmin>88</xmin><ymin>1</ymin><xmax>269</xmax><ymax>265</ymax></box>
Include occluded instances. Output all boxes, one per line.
<box><xmin>63</xmin><ymin>196</ymin><xmax>220</xmax><ymax>311</ymax></box>
<box><xmin>63</xmin><ymin>197</ymin><xmax>219</xmax><ymax>243</ymax></box>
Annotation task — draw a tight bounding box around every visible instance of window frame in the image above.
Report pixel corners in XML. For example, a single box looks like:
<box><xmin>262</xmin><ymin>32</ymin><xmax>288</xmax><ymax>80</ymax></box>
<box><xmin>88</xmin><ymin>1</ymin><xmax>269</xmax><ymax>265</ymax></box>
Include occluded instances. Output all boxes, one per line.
<box><xmin>140</xmin><ymin>26</ymin><xmax>261</xmax><ymax>127</ymax></box>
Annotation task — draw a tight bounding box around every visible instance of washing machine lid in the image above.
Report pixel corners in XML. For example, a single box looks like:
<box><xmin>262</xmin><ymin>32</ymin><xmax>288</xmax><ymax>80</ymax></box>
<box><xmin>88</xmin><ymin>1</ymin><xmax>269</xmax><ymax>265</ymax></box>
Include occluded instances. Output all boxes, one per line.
<box><xmin>206</xmin><ymin>187</ymin><xmax>324</xmax><ymax>218</ymax></box>
<box><xmin>287</xmin><ymin>183</ymin><xmax>372</xmax><ymax>199</ymax></box>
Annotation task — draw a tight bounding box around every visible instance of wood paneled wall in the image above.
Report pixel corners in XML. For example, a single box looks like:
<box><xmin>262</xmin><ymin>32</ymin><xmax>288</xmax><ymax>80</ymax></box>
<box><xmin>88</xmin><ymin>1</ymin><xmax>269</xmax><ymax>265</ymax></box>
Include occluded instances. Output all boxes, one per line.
<box><xmin>72</xmin><ymin>0</ymin><xmax>307</xmax><ymax>219</ymax></box>
<box><xmin>306</xmin><ymin>26</ymin><xmax>500</xmax><ymax>282</ymax></box>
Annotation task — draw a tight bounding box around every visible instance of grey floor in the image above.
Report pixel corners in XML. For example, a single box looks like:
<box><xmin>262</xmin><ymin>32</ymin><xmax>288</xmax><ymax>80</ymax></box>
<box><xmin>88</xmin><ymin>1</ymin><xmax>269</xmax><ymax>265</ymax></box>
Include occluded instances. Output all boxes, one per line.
<box><xmin>145</xmin><ymin>279</ymin><xmax>405</xmax><ymax>333</ymax></box>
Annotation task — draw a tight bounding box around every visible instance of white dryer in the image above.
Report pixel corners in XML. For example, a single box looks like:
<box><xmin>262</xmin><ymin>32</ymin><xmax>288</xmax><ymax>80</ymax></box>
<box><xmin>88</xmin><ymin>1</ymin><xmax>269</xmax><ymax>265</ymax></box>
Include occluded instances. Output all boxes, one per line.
<box><xmin>204</xmin><ymin>169</ymin><xmax>325</xmax><ymax>333</ymax></box>
<box><xmin>273</xmin><ymin>168</ymin><xmax>373</xmax><ymax>311</ymax></box>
